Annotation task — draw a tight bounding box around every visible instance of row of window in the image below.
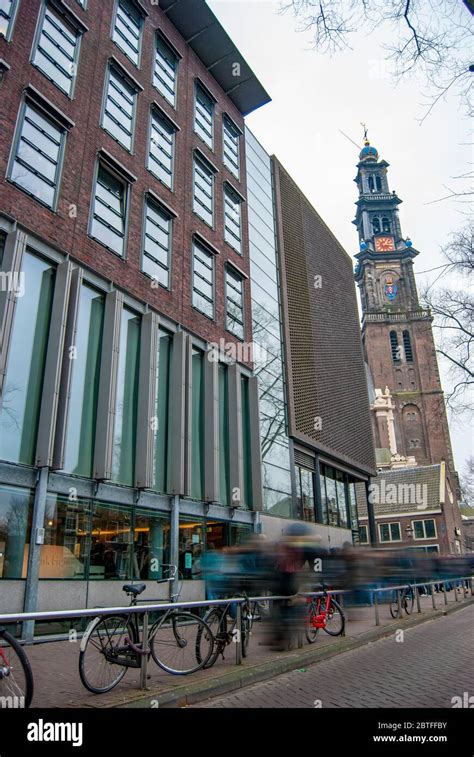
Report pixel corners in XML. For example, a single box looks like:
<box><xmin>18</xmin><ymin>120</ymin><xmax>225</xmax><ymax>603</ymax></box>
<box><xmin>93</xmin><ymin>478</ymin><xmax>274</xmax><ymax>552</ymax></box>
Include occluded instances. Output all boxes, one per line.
<box><xmin>7</xmin><ymin>98</ymin><xmax>246</xmax><ymax>336</ymax></box>
<box><xmin>294</xmin><ymin>462</ymin><xmax>359</xmax><ymax>532</ymax></box>
<box><xmin>359</xmin><ymin>518</ymin><xmax>437</xmax><ymax>544</ymax></box>
<box><xmin>0</xmin><ymin>247</ymin><xmax>251</xmax><ymax>497</ymax></box>
<box><xmin>2</xmin><ymin>1</ymin><xmax>242</xmax><ymax>179</ymax></box>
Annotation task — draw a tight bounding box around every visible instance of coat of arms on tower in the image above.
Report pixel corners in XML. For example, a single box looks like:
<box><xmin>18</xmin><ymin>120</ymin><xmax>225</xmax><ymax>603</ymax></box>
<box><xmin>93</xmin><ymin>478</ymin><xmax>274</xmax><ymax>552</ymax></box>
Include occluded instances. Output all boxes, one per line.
<box><xmin>384</xmin><ymin>276</ymin><xmax>397</xmax><ymax>301</ymax></box>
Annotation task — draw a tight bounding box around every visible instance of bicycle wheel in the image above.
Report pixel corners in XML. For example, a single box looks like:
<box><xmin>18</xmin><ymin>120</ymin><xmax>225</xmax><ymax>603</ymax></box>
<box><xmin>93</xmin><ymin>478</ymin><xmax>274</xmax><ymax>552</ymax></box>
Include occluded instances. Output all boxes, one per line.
<box><xmin>389</xmin><ymin>590</ymin><xmax>401</xmax><ymax>619</ymax></box>
<box><xmin>196</xmin><ymin>608</ymin><xmax>226</xmax><ymax>669</ymax></box>
<box><xmin>323</xmin><ymin>598</ymin><xmax>345</xmax><ymax>636</ymax></box>
<box><xmin>150</xmin><ymin>612</ymin><xmax>213</xmax><ymax>675</ymax></box>
<box><xmin>0</xmin><ymin>629</ymin><xmax>34</xmax><ymax>708</ymax></box>
<box><xmin>402</xmin><ymin>586</ymin><xmax>414</xmax><ymax>615</ymax></box>
<box><xmin>79</xmin><ymin>615</ymin><xmax>133</xmax><ymax>694</ymax></box>
<box><xmin>305</xmin><ymin>601</ymin><xmax>320</xmax><ymax>644</ymax></box>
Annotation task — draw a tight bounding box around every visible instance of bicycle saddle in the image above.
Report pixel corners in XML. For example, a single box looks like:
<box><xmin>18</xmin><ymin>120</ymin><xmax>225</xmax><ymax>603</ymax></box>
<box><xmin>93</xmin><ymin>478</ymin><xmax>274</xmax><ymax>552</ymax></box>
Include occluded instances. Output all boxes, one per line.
<box><xmin>122</xmin><ymin>583</ymin><xmax>146</xmax><ymax>596</ymax></box>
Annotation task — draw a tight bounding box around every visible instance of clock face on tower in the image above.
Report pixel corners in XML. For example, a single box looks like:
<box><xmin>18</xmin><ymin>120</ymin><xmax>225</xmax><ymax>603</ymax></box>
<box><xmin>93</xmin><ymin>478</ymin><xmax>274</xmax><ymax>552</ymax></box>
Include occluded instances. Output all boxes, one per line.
<box><xmin>375</xmin><ymin>236</ymin><xmax>395</xmax><ymax>252</ymax></box>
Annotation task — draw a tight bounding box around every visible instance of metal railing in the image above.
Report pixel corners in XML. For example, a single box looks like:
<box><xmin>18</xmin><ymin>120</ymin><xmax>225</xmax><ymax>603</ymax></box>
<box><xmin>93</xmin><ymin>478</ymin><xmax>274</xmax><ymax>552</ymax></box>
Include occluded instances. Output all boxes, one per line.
<box><xmin>0</xmin><ymin>576</ymin><xmax>472</xmax><ymax>692</ymax></box>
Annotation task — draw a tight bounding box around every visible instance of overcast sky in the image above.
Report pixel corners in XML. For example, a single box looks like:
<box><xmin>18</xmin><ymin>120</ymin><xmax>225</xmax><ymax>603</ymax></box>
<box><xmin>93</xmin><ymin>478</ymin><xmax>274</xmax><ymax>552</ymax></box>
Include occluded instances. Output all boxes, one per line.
<box><xmin>209</xmin><ymin>0</ymin><xmax>473</xmax><ymax>475</ymax></box>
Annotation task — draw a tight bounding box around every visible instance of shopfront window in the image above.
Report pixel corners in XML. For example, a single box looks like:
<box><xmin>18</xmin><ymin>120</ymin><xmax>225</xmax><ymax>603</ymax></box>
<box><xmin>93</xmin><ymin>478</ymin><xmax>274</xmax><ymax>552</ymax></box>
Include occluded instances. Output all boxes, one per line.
<box><xmin>336</xmin><ymin>470</ymin><xmax>348</xmax><ymax>529</ymax></box>
<box><xmin>42</xmin><ymin>495</ymin><xmax>90</xmax><ymax>578</ymax></box>
<box><xmin>132</xmin><ymin>509</ymin><xmax>170</xmax><ymax>580</ymax></box>
<box><xmin>348</xmin><ymin>481</ymin><xmax>359</xmax><ymax>533</ymax></box>
<box><xmin>63</xmin><ymin>284</ymin><xmax>104</xmax><ymax>478</ymax></box>
<box><xmin>318</xmin><ymin>468</ymin><xmax>329</xmax><ymax>525</ymax></box>
<box><xmin>112</xmin><ymin>308</ymin><xmax>140</xmax><ymax>486</ymax></box>
<box><xmin>152</xmin><ymin>329</ymin><xmax>172</xmax><ymax>493</ymax></box>
<box><xmin>324</xmin><ymin>467</ymin><xmax>339</xmax><ymax>527</ymax></box>
<box><xmin>179</xmin><ymin>518</ymin><xmax>204</xmax><ymax>580</ymax></box>
<box><xmin>296</xmin><ymin>466</ymin><xmax>315</xmax><ymax>522</ymax></box>
<box><xmin>0</xmin><ymin>485</ymin><xmax>33</xmax><ymax>579</ymax></box>
<box><xmin>89</xmin><ymin>504</ymin><xmax>132</xmax><ymax>579</ymax></box>
<box><xmin>0</xmin><ymin>251</ymin><xmax>55</xmax><ymax>465</ymax></box>
<box><xmin>191</xmin><ymin>349</ymin><xmax>204</xmax><ymax>500</ymax></box>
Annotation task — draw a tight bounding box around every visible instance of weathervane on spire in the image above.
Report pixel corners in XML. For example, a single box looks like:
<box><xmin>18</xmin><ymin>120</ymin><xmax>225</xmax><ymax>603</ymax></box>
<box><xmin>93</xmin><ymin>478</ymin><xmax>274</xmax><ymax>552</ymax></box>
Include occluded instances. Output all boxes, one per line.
<box><xmin>361</xmin><ymin>122</ymin><xmax>369</xmax><ymax>145</ymax></box>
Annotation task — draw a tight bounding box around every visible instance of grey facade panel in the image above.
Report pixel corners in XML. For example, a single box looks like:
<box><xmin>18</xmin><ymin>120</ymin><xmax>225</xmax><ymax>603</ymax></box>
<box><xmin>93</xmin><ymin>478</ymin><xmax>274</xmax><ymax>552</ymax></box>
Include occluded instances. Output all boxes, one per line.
<box><xmin>135</xmin><ymin>310</ymin><xmax>159</xmax><ymax>489</ymax></box>
<box><xmin>168</xmin><ymin>330</ymin><xmax>187</xmax><ymax>495</ymax></box>
<box><xmin>0</xmin><ymin>230</ymin><xmax>27</xmax><ymax>397</ymax></box>
<box><xmin>228</xmin><ymin>363</ymin><xmax>243</xmax><ymax>505</ymax></box>
<box><xmin>203</xmin><ymin>353</ymin><xmax>218</xmax><ymax>502</ymax></box>
<box><xmin>248</xmin><ymin>374</ymin><xmax>263</xmax><ymax>510</ymax></box>
<box><xmin>273</xmin><ymin>158</ymin><xmax>376</xmax><ymax>476</ymax></box>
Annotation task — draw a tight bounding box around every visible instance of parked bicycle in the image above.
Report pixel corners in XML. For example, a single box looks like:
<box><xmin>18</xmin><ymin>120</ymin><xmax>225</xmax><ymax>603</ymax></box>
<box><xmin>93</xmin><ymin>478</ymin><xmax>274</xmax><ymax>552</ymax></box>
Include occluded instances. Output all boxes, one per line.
<box><xmin>196</xmin><ymin>593</ymin><xmax>254</xmax><ymax>668</ymax></box>
<box><xmin>305</xmin><ymin>589</ymin><xmax>345</xmax><ymax>643</ymax></box>
<box><xmin>0</xmin><ymin>626</ymin><xmax>34</xmax><ymax>708</ymax></box>
<box><xmin>79</xmin><ymin>565</ymin><xmax>214</xmax><ymax>694</ymax></box>
<box><xmin>389</xmin><ymin>585</ymin><xmax>414</xmax><ymax>618</ymax></box>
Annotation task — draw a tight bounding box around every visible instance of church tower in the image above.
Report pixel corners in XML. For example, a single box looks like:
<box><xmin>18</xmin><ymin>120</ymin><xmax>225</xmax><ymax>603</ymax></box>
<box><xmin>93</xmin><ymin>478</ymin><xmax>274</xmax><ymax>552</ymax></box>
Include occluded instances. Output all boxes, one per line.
<box><xmin>353</xmin><ymin>136</ymin><xmax>457</xmax><ymax>476</ymax></box>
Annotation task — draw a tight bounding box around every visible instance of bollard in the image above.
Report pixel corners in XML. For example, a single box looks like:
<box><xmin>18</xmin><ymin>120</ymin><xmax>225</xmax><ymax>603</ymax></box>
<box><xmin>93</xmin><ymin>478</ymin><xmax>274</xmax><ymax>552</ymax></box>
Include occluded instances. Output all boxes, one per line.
<box><xmin>140</xmin><ymin>611</ymin><xmax>149</xmax><ymax>690</ymax></box>
<box><xmin>373</xmin><ymin>591</ymin><xmax>380</xmax><ymax>626</ymax></box>
<box><xmin>415</xmin><ymin>585</ymin><xmax>421</xmax><ymax>614</ymax></box>
<box><xmin>235</xmin><ymin>601</ymin><xmax>242</xmax><ymax>665</ymax></box>
<box><xmin>431</xmin><ymin>583</ymin><xmax>436</xmax><ymax>610</ymax></box>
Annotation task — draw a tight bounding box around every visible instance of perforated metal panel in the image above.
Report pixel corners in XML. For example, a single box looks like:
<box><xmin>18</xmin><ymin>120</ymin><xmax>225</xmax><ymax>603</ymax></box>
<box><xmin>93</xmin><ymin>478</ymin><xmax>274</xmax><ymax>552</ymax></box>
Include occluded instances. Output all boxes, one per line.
<box><xmin>274</xmin><ymin>160</ymin><xmax>376</xmax><ymax>475</ymax></box>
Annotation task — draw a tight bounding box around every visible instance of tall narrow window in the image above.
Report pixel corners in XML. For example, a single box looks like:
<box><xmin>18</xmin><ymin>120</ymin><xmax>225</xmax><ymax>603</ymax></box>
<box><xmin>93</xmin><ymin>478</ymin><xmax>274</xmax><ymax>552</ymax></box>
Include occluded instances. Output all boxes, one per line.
<box><xmin>390</xmin><ymin>330</ymin><xmax>400</xmax><ymax>362</ymax></box>
<box><xmin>154</xmin><ymin>34</ymin><xmax>179</xmax><ymax>107</ymax></box>
<box><xmin>318</xmin><ymin>464</ymin><xmax>329</xmax><ymax>525</ymax></box>
<box><xmin>0</xmin><ymin>0</ymin><xmax>19</xmax><ymax>40</ymax></box>
<box><xmin>102</xmin><ymin>65</ymin><xmax>137</xmax><ymax>151</ymax></box>
<box><xmin>148</xmin><ymin>109</ymin><xmax>175</xmax><ymax>188</ymax></box>
<box><xmin>223</xmin><ymin>116</ymin><xmax>240</xmax><ymax>179</ymax></box>
<box><xmin>191</xmin><ymin>348</ymin><xmax>204</xmax><ymax>500</ymax></box>
<box><xmin>194</xmin><ymin>83</ymin><xmax>214</xmax><ymax>149</ymax></box>
<box><xmin>90</xmin><ymin>163</ymin><xmax>128</xmax><ymax>256</ymax></box>
<box><xmin>63</xmin><ymin>285</ymin><xmax>105</xmax><ymax>477</ymax></box>
<box><xmin>9</xmin><ymin>102</ymin><xmax>66</xmax><ymax>209</ymax></box>
<box><xmin>296</xmin><ymin>467</ymin><xmax>315</xmax><ymax>522</ymax></box>
<box><xmin>112</xmin><ymin>0</ymin><xmax>142</xmax><ymax>66</ymax></box>
<box><xmin>403</xmin><ymin>330</ymin><xmax>413</xmax><ymax>362</ymax></box>
<box><xmin>375</xmin><ymin>175</ymin><xmax>382</xmax><ymax>191</ymax></box>
<box><xmin>224</xmin><ymin>185</ymin><xmax>242</xmax><ymax>253</ymax></box>
<box><xmin>368</xmin><ymin>175</ymin><xmax>374</xmax><ymax>192</ymax></box>
<box><xmin>241</xmin><ymin>376</ymin><xmax>252</xmax><ymax>508</ymax></box>
<box><xmin>32</xmin><ymin>3</ymin><xmax>81</xmax><ymax>96</ymax></box>
<box><xmin>112</xmin><ymin>308</ymin><xmax>140</xmax><ymax>486</ymax></box>
<box><xmin>193</xmin><ymin>156</ymin><xmax>214</xmax><ymax>227</ymax></box>
<box><xmin>336</xmin><ymin>470</ymin><xmax>348</xmax><ymax>528</ymax></box>
<box><xmin>218</xmin><ymin>364</ymin><xmax>230</xmax><ymax>506</ymax></box>
<box><xmin>142</xmin><ymin>197</ymin><xmax>171</xmax><ymax>288</ymax></box>
<box><xmin>0</xmin><ymin>252</ymin><xmax>55</xmax><ymax>464</ymax></box>
<box><xmin>225</xmin><ymin>267</ymin><xmax>244</xmax><ymax>339</ymax></box>
<box><xmin>372</xmin><ymin>216</ymin><xmax>381</xmax><ymax>234</ymax></box>
<box><xmin>192</xmin><ymin>239</ymin><xmax>214</xmax><ymax>318</ymax></box>
<box><xmin>382</xmin><ymin>217</ymin><xmax>391</xmax><ymax>233</ymax></box>
<box><xmin>152</xmin><ymin>329</ymin><xmax>172</xmax><ymax>493</ymax></box>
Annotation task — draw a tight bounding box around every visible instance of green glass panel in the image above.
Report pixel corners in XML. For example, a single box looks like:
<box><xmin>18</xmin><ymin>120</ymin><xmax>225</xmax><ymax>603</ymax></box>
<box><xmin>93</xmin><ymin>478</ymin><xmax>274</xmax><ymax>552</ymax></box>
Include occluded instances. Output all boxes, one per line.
<box><xmin>0</xmin><ymin>485</ymin><xmax>33</xmax><ymax>579</ymax></box>
<box><xmin>0</xmin><ymin>251</ymin><xmax>55</xmax><ymax>464</ymax></box>
<box><xmin>241</xmin><ymin>377</ymin><xmax>252</xmax><ymax>508</ymax></box>
<box><xmin>153</xmin><ymin>330</ymin><xmax>172</xmax><ymax>493</ymax></box>
<box><xmin>112</xmin><ymin>308</ymin><xmax>140</xmax><ymax>485</ymax></box>
<box><xmin>63</xmin><ymin>285</ymin><xmax>104</xmax><ymax>477</ymax></box>
<box><xmin>190</xmin><ymin>349</ymin><xmax>204</xmax><ymax>500</ymax></box>
<box><xmin>218</xmin><ymin>364</ymin><xmax>229</xmax><ymax>505</ymax></box>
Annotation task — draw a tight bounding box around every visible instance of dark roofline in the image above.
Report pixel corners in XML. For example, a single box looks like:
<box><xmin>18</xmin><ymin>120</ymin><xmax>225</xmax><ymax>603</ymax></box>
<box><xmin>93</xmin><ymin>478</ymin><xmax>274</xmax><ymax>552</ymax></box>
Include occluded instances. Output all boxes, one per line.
<box><xmin>159</xmin><ymin>0</ymin><xmax>271</xmax><ymax>116</ymax></box>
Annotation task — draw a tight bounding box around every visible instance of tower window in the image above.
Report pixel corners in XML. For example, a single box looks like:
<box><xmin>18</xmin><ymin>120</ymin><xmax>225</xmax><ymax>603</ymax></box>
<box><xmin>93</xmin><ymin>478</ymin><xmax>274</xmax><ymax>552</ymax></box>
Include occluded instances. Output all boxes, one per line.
<box><xmin>381</xmin><ymin>217</ymin><xmax>391</xmax><ymax>233</ymax></box>
<box><xmin>390</xmin><ymin>331</ymin><xmax>400</xmax><ymax>362</ymax></box>
<box><xmin>403</xmin><ymin>330</ymin><xmax>413</xmax><ymax>362</ymax></box>
<box><xmin>372</xmin><ymin>217</ymin><xmax>381</xmax><ymax>234</ymax></box>
<box><xmin>368</xmin><ymin>175</ymin><xmax>374</xmax><ymax>192</ymax></box>
<box><xmin>376</xmin><ymin>176</ymin><xmax>382</xmax><ymax>191</ymax></box>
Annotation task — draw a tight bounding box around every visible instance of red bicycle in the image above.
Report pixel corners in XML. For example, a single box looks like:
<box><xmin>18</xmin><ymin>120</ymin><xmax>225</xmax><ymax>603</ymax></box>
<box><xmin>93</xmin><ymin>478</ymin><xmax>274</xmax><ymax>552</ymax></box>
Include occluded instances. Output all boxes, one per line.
<box><xmin>306</xmin><ymin>590</ymin><xmax>345</xmax><ymax>643</ymax></box>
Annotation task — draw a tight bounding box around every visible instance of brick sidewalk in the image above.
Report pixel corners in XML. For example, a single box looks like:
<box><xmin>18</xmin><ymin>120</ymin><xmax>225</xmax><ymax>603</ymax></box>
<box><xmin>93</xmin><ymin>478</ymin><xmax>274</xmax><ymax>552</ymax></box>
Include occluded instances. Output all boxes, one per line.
<box><xmin>23</xmin><ymin>588</ymin><xmax>472</xmax><ymax>709</ymax></box>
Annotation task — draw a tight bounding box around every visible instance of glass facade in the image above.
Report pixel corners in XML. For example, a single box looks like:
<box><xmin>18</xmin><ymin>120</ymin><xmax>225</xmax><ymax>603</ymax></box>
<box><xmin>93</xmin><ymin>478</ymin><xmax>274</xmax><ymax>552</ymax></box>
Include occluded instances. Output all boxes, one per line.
<box><xmin>245</xmin><ymin>128</ymin><xmax>292</xmax><ymax>517</ymax></box>
<box><xmin>63</xmin><ymin>284</ymin><xmax>105</xmax><ymax>478</ymax></box>
<box><xmin>296</xmin><ymin>466</ymin><xmax>315</xmax><ymax>522</ymax></box>
<box><xmin>0</xmin><ymin>251</ymin><xmax>55</xmax><ymax>465</ymax></box>
<box><xmin>190</xmin><ymin>349</ymin><xmax>204</xmax><ymax>500</ymax></box>
<box><xmin>0</xmin><ymin>486</ymin><xmax>33</xmax><ymax>579</ymax></box>
<box><xmin>111</xmin><ymin>308</ymin><xmax>140</xmax><ymax>486</ymax></box>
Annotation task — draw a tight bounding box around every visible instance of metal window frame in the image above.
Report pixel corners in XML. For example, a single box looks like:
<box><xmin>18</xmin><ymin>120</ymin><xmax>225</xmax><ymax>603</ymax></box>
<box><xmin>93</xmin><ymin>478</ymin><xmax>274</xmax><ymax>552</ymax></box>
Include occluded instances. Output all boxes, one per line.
<box><xmin>0</xmin><ymin>0</ymin><xmax>20</xmax><ymax>41</ymax></box>
<box><xmin>111</xmin><ymin>0</ymin><xmax>144</xmax><ymax>68</ymax></box>
<box><xmin>192</xmin><ymin>237</ymin><xmax>215</xmax><ymax>321</ymax></box>
<box><xmin>141</xmin><ymin>193</ymin><xmax>173</xmax><ymax>291</ymax></box>
<box><xmin>30</xmin><ymin>0</ymin><xmax>84</xmax><ymax>99</ymax></box>
<box><xmin>411</xmin><ymin>518</ymin><xmax>437</xmax><ymax>541</ymax></box>
<box><xmin>6</xmin><ymin>97</ymin><xmax>68</xmax><ymax>213</ymax></box>
<box><xmin>88</xmin><ymin>157</ymin><xmax>131</xmax><ymax>259</ymax></box>
<box><xmin>147</xmin><ymin>105</ymin><xmax>176</xmax><ymax>190</ymax></box>
<box><xmin>153</xmin><ymin>31</ymin><xmax>181</xmax><ymax>109</ymax></box>
<box><xmin>224</xmin><ymin>265</ymin><xmax>244</xmax><ymax>341</ymax></box>
<box><xmin>378</xmin><ymin>521</ymin><xmax>402</xmax><ymax>543</ymax></box>
<box><xmin>194</xmin><ymin>82</ymin><xmax>215</xmax><ymax>151</ymax></box>
<box><xmin>100</xmin><ymin>62</ymin><xmax>139</xmax><ymax>154</ymax></box>
<box><xmin>222</xmin><ymin>115</ymin><xmax>241</xmax><ymax>180</ymax></box>
<box><xmin>223</xmin><ymin>183</ymin><xmax>243</xmax><ymax>254</ymax></box>
<box><xmin>193</xmin><ymin>154</ymin><xmax>215</xmax><ymax>229</ymax></box>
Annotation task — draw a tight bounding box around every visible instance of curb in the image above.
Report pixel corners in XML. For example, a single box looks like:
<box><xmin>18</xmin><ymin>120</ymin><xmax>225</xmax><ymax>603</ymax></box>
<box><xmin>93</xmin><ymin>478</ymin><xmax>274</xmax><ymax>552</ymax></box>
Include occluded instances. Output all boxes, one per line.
<box><xmin>92</xmin><ymin>596</ymin><xmax>473</xmax><ymax>709</ymax></box>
